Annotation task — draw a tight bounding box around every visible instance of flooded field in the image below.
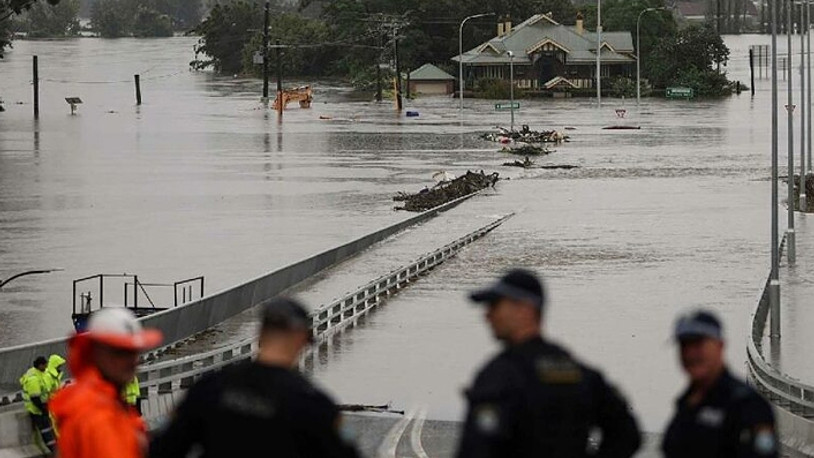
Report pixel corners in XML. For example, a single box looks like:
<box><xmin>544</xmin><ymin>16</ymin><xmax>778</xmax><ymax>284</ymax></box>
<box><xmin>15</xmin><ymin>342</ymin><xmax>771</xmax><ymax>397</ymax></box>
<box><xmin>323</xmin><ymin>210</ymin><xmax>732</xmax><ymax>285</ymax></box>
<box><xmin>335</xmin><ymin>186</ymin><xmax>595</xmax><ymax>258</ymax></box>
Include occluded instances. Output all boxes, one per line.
<box><xmin>0</xmin><ymin>34</ymin><xmax>808</xmax><ymax>433</ymax></box>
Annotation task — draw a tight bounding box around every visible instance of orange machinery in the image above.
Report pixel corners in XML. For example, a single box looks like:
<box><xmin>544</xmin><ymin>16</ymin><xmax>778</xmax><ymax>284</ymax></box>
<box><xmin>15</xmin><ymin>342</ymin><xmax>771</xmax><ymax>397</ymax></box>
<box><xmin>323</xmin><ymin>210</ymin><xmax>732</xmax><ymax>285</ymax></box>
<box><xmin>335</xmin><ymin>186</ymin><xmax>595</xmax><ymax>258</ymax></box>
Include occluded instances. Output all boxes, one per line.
<box><xmin>273</xmin><ymin>85</ymin><xmax>313</xmax><ymax>111</ymax></box>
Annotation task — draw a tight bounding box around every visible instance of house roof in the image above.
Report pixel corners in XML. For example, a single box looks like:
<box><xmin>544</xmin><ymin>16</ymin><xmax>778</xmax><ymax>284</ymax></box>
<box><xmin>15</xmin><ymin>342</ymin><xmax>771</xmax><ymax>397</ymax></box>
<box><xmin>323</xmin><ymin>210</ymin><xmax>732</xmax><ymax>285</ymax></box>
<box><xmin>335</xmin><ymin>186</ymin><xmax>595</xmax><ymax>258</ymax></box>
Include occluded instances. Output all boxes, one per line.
<box><xmin>451</xmin><ymin>13</ymin><xmax>635</xmax><ymax>66</ymax></box>
<box><xmin>676</xmin><ymin>1</ymin><xmax>707</xmax><ymax>17</ymax></box>
<box><xmin>409</xmin><ymin>63</ymin><xmax>455</xmax><ymax>81</ymax></box>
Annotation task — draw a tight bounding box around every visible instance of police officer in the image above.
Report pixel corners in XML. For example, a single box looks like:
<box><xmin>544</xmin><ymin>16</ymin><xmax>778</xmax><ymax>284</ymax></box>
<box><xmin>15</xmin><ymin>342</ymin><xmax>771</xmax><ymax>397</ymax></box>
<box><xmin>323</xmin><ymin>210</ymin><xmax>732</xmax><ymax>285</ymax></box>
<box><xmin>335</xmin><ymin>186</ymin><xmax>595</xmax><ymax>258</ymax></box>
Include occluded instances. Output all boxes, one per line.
<box><xmin>149</xmin><ymin>297</ymin><xmax>360</xmax><ymax>458</ymax></box>
<box><xmin>662</xmin><ymin>310</ymin><xmax>778</xmax><ymax>458</ymax></box>
<box><xmin>457</xmin><ymin>269</ymin><xmax>641</xmax><ymax>458</ymax></box>
<box><xmin>20</xmin><ymin>356</ymin><xmax>56</xmax><ymax>453</ymax></box>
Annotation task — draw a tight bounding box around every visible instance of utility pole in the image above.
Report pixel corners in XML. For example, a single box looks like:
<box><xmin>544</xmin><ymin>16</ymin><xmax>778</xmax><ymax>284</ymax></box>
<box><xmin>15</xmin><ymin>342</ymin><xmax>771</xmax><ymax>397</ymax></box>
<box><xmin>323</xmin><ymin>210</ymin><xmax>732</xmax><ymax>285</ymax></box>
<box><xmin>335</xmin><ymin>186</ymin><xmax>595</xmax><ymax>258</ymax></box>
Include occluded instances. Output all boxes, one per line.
<box><xmin>393</xmin><ymin>29</ymin><xmax>403</xmax><ymax>111</ymax></box>
<box><xmin>262</xmin><ymin>0</ymin><xmax>270</xmax><ymax>101</ymax></box>
<box><xmin>596</xmin><ymin>0</ymin><xmax>602</xmax><ymax>107</ymax></box>
<box><xmin>770</xmin><ymin>0</ymin><xmax>781</xmax><ymax>339</ymax></box>
<box><xmin>801</xmin><ymin>1</ymin><xmax>807</xmax><ymax>211</ymax></box>
<box><xmin>276</xmin><ymin>40</ymin><xmax>283</xmax><ymax>115</ymax></box>
<box><xmin>376</xmin><ymin>35</ymin><xmax>383</xmax><ymax>102</ymax></box>
<box><xmin>787</xmin><ymin>0</ymin><xmax>796</xmax><ymax>265</ymax></box>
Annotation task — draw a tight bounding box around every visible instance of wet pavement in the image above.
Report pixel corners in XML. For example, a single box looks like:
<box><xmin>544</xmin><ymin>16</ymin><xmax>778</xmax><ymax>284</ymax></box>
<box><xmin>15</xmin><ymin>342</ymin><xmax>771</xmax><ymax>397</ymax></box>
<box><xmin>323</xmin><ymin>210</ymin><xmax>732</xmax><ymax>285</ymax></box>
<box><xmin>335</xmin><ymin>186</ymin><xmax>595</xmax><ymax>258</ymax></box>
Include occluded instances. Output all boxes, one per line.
<box><xmin>772</xmin><ymin>212</ymin><xmax>814</xmax><ymax>383</ymax></box>
<box><xmin>1</xmin><ymin>33</ymin><xmax>812</xmax><ymax>436</ymax></box>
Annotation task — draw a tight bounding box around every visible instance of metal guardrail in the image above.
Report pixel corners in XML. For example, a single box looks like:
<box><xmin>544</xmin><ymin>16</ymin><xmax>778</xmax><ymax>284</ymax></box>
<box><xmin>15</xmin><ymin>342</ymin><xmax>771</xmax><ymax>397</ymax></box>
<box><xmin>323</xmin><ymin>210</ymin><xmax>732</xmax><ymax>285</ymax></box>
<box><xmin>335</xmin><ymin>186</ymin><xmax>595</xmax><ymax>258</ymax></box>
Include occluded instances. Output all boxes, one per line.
<box><xmin>746</xmin><ymin>236</ymin><xmax>814</xmax><ymax>419</ymax></box>
<box><xmin>133</xmin><ymin>213</ymin><xmax>512</xmax><ymax>399</ymax></box>
<box><xmin>0</xmin><ymin>190</ymin><xmax>485</xmax><ymax>395</ymax></box>
<box><xmin>2</xmin><ymin>213</ymin><xmax>512</xmax><ymax>406</ymax></box>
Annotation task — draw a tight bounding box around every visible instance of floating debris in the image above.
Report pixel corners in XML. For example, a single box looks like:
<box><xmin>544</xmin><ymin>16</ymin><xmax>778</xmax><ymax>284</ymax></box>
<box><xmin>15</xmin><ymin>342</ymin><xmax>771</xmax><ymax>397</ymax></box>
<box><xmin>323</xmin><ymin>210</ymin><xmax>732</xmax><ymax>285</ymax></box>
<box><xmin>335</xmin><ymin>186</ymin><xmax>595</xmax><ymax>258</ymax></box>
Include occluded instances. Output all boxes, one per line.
<box><xmin>501</xmin><ymin>144</ymin><xmax>555</xmax><ymax>156</ymax></box>
<box><xmin>481</xmin><ymin>125</ymin><xmax>569</xmax><ymax>144</ymax></box>
<box><xmin>394</xmin><ymin>171</ymin><xmax>499</xmax><ymax>212</ymax></box>
<box><xmin>503</xmin><ymin>157</ymin><xmax>536</xmax><ymax>168</ymax></box>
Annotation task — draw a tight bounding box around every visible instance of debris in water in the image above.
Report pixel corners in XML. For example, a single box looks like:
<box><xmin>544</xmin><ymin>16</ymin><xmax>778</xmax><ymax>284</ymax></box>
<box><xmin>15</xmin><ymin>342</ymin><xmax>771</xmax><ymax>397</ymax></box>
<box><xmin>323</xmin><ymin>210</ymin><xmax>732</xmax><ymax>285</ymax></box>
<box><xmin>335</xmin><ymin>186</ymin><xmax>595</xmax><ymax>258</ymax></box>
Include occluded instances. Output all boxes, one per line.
<box><xmin>481</xmin><ymin>125</ymin><xmax>569</xmax><ymax>144</ymax></box>
<box><xmin>394</xmin><ymin>171</ymin><xmax>499</xmax><ymax>212</ymax></box>
<box><xmin>501</xmin><ymin>144</ymin><xmax>555</xmax><ymax>156</ymax></box>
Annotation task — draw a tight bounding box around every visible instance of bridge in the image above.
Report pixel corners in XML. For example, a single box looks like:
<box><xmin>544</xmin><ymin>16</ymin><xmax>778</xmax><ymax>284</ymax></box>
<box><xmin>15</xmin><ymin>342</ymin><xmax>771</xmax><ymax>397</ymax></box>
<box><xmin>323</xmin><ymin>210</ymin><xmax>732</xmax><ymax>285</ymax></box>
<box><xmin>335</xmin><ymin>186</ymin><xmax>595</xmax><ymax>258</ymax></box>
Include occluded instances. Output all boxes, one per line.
<box><xmin>1</xmin><ymin>196</ymin><xmax>813</xmax><ymax>457</ymax></box>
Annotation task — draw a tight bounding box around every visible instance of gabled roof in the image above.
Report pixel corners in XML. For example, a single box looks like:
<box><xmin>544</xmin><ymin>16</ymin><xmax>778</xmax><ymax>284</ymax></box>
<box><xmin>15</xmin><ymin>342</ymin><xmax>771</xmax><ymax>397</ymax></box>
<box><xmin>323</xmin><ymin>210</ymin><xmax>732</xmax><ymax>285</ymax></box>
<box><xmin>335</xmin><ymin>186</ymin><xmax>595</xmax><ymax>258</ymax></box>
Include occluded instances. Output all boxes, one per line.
<box><xmin>451</xmin><ymin>13</ymin><xmax>635</xmax><ymax>66</ymax></box>
<box><xmin>409</xmin><ymin>63</ymin><xmax>455</xmax><ymax>81</ymax></box>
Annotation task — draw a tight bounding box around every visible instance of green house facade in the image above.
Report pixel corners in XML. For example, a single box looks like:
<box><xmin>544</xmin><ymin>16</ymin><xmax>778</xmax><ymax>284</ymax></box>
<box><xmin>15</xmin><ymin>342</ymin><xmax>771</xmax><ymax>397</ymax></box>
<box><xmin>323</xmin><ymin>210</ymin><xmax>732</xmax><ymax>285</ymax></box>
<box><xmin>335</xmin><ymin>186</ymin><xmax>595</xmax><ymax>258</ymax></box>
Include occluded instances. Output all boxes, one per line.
<box><xmin>452</xmin><ymin>14</ymin><xmax>635</xmax><ymax>91</ymax></box>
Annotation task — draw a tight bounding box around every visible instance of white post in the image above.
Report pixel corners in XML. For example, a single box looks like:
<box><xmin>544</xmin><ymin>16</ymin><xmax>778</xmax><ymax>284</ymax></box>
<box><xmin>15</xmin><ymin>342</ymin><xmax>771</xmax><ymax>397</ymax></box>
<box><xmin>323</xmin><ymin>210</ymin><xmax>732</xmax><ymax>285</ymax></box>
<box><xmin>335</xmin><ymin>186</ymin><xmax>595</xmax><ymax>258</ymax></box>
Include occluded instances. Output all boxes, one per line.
<box><xmin>596</xmin><ymin>0</ymin><xmax>602</xmax><ymax>107</ymax></box>
<box><xmin>508</xmin><ymin>50</ymin><xmax>515</xmax><ymax>132</ymax></box>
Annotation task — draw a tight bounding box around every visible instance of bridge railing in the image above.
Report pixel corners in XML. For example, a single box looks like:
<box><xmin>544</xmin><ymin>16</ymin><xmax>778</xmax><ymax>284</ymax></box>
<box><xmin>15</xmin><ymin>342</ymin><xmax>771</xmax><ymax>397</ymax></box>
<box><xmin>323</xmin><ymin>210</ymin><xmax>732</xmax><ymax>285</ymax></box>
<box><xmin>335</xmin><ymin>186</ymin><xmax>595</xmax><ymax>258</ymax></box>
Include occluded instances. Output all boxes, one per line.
<box><xmin>746</xmin><ymin>236</ymin><xmax>814</xmax><ymax>420</ymax></box>
<box><xmin>133</xmin><ymin>214</ymin><xmax>511</xmax><ymax>400</ymax></box>
<box><xmin>0</xmin><ymin>191</ymin><xmax>483</xmax><ymax>392</ymax></box>
<box><xmin>0</xmin><ymin>214</ymin><xmax>511</xmax><ymax>408</ymax></box>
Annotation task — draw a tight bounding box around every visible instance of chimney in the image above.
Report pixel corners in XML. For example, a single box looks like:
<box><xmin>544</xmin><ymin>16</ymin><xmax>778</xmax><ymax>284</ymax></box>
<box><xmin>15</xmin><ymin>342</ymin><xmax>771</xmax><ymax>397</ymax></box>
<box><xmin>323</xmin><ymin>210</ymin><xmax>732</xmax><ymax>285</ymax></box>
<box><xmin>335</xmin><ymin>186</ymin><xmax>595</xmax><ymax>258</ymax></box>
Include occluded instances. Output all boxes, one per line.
<box><xmin>576</xmin><ymin>12</ymin><xmax>584</xmax><ymax>35</ymax></box>
<box><xmin>497</xmin><ymin>20</ymin><xmax>505</xmax><ymax>37</ymax></box>
<box><xmin>504</xmin><ymin>17</ymin><xmax>512</xmax><ymax>34</ymax></box>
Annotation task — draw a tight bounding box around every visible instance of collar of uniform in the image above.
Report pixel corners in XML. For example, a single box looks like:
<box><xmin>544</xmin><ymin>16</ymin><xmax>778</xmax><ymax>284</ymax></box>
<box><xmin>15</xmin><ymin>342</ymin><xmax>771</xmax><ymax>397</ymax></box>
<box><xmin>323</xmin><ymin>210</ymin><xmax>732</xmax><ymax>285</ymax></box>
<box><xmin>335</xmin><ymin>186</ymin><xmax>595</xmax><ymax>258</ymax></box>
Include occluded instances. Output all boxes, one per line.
<box><xmin>677</xmin><ymin>368</ymin><xmax>734</xmax><ymax>409</ymax></box>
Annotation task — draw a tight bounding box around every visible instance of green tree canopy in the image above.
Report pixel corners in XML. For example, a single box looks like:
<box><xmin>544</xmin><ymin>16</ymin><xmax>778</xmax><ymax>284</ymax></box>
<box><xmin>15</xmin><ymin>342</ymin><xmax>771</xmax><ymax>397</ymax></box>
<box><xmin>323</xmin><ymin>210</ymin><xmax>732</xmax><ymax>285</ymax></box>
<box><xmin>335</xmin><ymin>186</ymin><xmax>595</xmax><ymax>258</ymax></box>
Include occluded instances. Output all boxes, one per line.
<box><xmin>191</xmin><ymin>0</ymin><xmax>262</xmax><ymax>73</ymax></box>
<box><xmin>645</xmin><ymin>23</ymin><xmax>731</xmax><ymax>95</ymax></box>
<box><xmin>21</xmin><ymin>0</ymin><xmax>79</xmax><ymax>37</ymax></box>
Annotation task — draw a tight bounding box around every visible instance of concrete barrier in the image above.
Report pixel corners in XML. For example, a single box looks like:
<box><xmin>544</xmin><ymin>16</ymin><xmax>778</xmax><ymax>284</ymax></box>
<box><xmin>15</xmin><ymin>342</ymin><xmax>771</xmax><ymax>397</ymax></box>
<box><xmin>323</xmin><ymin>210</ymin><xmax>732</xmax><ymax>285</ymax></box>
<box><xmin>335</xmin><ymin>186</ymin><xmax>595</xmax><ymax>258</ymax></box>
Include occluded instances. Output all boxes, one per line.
<box><xmin>0</xmin><ymin>408</ymin><xmax>43</xmax><ymax>457</ymax></box>
<box><xmin>0</xmin><ymin>193</ymin><xmax>481</xmax><ymax>390</ymax></box>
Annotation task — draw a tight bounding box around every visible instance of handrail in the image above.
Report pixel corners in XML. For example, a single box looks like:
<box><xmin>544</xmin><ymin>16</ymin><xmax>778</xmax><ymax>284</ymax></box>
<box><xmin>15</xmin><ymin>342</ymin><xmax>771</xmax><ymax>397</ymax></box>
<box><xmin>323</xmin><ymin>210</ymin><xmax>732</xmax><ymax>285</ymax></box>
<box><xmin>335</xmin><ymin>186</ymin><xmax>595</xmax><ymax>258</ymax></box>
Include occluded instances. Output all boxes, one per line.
<box><xmin>746</xmin><ymin>235</ymin><xmax>814</xmax><ymax>419</ymax></box>
<box><xmin>1</xmin><ymin>212</ymin><xmax>513</xmax><ymax>407</ymax></box>
<box><xmin>135</xmin><ymin>213</ymin><xmax>512</xmax><ymax>398</ymax></box>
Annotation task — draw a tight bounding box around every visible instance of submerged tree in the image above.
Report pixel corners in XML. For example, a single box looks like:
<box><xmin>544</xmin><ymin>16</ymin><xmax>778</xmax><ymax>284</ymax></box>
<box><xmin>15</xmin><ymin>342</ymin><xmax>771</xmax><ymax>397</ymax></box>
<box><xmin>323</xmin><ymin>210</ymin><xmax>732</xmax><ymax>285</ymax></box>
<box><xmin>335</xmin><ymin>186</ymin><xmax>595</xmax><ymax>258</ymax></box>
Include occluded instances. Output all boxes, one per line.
<box><xmin>645</xmin><ymin>23</ymin><xmax>731</xmax><ymax>95</ymax></box>
<box><xmin>21</xmin><ymin>0</ymin><xmax>79</xmax><ymax>37</ymax></box>
<box><xmin>190</xmin><ymin>0</ymin><xmax>262</xmax><ymax>73</ymax></box>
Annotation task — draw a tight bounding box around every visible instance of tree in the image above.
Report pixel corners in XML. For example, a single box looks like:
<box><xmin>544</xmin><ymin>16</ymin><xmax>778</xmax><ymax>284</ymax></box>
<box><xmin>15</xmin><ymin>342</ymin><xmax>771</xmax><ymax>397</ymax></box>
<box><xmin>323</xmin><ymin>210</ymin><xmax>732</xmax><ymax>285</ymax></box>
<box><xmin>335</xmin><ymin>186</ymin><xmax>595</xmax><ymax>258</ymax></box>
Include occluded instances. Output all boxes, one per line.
<box><xmin>240</xmin><ymin>13</ymin><xmax>332</xmax><ymax>77</ymax></box>
<box><xmin>190</xmin><ymin>0</ymin><xmax>262</xmax><ymax>73</ymax></box>
<box><xmin>1</xmin><ymin>0</ymin><xmax>62</xmax><ymax>56</ymax></box>
<box><xmin>21</xmin><ymin>0</ymin><xmax>79</xmax><ymax>37</ymax></box>
<box><xmin>132</xmin><ymin>6</ymin><xmax>173</xmax><ymax>37</ymax></box>
<box><xmin>645</xmin><ymin>23</ymin><xmax>731</xmax><ymax>95</ymax></box>
<box><xmin>90</xmin><ymin>0</ymin><xmax>135</xmax><ymax>37</ymax></box>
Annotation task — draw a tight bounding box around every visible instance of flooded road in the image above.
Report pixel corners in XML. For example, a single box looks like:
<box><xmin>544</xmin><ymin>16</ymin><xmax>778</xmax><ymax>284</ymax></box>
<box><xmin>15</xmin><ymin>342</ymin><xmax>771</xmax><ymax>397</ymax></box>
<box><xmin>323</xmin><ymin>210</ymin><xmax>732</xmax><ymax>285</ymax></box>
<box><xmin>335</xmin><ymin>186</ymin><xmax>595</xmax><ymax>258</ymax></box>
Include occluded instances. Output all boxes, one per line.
<box><xmin>0</xmin><ymin>34</ymin><xmax>807</xmax><ymax>433</ymax></box>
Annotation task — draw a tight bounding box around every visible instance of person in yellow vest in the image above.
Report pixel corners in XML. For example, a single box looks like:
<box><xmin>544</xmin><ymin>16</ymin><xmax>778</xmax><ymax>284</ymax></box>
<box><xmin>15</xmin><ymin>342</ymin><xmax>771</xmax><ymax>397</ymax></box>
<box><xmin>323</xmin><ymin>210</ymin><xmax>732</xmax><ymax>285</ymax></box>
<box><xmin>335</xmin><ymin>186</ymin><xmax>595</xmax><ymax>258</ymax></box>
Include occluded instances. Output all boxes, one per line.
<box><xmin>123</xmin><ymin>376</ymin><xmax>142</xmax><ymax>415</ymax></box>
<box><xmin>20</xmin><ymin>356</ymin><xmax>56</xmax><ymax>453</ymax></box>
<box><xmin>43</xmin><ymin>354</ymin><xmax>66</xmax><ymax>398</ymax></box>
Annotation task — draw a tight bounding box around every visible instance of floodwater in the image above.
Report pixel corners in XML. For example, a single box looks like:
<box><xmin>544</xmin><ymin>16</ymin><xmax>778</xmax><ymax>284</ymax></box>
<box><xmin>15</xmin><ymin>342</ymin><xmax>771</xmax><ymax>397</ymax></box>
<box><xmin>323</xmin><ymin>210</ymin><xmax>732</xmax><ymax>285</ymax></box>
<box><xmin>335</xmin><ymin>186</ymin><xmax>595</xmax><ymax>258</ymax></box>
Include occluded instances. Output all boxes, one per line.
<box><xmin>0</xmin><ymin>34</ymin><xmax>810</xmax><ymax>433</ymax></box>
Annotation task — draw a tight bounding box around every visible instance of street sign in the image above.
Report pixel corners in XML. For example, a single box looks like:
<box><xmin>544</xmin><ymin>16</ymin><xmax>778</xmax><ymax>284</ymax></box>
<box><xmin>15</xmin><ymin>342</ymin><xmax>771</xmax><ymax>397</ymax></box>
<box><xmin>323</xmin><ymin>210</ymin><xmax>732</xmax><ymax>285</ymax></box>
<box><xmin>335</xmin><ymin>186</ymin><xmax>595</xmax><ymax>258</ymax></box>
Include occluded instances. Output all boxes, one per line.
<box><xmin>666</xmin><ymin>87</ymin><xmax>694</xmax><ymax>99</ymax></box>
<box><xmin>253</xmin><ymin>52</ymin><xmax>263</xmax><ymax>65</ymax></box>
<box><xmin>786</xmin><ymin>104</ymin><xmax>797</xmax><ymax>112</ymax></box>
<box><xmin>495</xmin><ymin>102</ymin><xmax>520</xmax><ymax>111</ymax></box>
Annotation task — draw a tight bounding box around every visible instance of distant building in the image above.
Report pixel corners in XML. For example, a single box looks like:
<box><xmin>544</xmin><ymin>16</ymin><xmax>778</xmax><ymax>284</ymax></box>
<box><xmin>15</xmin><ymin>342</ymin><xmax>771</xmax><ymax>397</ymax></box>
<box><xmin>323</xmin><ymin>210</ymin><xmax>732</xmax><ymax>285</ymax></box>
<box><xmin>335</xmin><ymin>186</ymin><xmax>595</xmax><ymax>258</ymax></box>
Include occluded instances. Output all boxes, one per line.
<box><xmin>451</xmin><ymin>14</ymin><xmax>635</xmax><ymax>92</ymax></box>
<box><xmin>407</xmin><ymin>64</ymin><xmax>456</xmax><ymax>96</ymax></box>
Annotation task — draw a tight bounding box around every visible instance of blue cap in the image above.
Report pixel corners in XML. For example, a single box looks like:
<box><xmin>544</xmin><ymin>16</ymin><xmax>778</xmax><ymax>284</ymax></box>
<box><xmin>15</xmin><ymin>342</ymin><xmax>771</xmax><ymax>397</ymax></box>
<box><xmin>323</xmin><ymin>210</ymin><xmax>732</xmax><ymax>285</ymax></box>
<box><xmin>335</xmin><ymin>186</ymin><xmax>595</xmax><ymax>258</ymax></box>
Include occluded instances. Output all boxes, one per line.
<box><xmin>674</xmin><ymin>310</ymin><xmax>723</xmax><ymax>341</ymax></box>
<box><xmin>470</xmin><ymin>269</ymin><xmax>545</xmax><ymax>308</ymax></box>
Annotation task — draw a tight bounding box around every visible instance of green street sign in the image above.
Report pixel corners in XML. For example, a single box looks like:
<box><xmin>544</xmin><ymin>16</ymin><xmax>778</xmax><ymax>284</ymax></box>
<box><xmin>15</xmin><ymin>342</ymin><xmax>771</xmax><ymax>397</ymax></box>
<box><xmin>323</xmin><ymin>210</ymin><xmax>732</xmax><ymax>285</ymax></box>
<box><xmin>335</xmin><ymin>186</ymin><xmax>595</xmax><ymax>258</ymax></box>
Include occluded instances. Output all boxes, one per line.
<box><xmin>666</xmin><ymin>87</ymin><xmax>694</xmax><ymax>99</ymax></box>
<box><xmin>495</xmin><ymin>102</ymin><xmax>520</xmax><ymax>111</ymax></box>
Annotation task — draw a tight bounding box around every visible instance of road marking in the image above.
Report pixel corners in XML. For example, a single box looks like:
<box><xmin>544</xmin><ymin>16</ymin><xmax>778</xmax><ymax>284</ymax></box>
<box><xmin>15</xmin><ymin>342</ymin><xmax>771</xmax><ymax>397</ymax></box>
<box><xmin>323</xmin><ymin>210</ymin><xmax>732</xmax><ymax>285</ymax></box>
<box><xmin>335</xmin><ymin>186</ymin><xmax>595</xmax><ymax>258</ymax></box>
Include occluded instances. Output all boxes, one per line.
<box><xmin>410</xmin><ymin>406</ymin><xmax>429</xmax><ymax>458</ymax></box>
<box><xmin>377</xmin><ymin>408</ymin><xmax>416</xmax><ymax>458</ymax></box>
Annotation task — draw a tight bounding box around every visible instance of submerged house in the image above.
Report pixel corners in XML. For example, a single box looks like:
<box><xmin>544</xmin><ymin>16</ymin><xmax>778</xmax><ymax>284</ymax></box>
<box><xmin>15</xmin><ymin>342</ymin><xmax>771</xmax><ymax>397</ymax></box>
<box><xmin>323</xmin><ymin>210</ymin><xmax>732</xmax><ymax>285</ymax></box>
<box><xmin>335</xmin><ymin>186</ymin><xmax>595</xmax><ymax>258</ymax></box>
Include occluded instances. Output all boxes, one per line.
<box><xmin>451</xmin><ymin>14</ymin><xmax>636</xmax><ymax>91</ymax></box>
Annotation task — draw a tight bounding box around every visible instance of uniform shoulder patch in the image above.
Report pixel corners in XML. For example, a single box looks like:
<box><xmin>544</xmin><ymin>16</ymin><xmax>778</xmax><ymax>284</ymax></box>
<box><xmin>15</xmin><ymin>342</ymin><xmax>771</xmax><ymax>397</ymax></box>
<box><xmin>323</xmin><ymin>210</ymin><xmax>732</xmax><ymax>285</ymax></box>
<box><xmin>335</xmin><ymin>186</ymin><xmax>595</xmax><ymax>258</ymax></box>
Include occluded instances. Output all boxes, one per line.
<box><xmin>535</xmin><ymin>356</ymin><xmax>582</xmax><ymax>384</ymax></box>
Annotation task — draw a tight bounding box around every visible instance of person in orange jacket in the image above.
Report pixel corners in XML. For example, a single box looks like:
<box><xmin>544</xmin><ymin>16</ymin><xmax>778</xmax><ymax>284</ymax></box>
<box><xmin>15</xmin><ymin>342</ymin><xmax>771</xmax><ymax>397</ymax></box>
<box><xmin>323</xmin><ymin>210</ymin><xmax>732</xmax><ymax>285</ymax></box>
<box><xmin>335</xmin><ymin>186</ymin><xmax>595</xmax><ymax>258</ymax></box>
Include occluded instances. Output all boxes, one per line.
<box><xmin>50</xmin><ymin>308</ymin><xmax>162</xmax><ymax>458</ymax></box>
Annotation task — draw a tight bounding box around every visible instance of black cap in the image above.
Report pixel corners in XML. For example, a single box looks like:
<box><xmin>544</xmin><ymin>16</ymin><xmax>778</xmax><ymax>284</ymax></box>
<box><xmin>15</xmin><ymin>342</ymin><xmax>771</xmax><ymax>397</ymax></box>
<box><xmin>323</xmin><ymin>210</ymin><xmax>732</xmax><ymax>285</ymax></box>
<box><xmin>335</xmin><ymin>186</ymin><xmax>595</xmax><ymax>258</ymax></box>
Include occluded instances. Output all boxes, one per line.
<box><xmin>674</xmin><ymin>310</ymin><xmax>723</xmax><ymax>341</ymax></box>
<box><xmin>469</xmin><ymin>269</ymin><xmax>545</xmax><ymax>308</ymax></box>
<box><xmin>261</xmin><ymin>298</ymin><xmax>313</xmax><ymax>340</ymax></box>
<box><xmin>33</xmin><ymin>356</ymin><xmax>47</xmax><ymax>367</ymax></box>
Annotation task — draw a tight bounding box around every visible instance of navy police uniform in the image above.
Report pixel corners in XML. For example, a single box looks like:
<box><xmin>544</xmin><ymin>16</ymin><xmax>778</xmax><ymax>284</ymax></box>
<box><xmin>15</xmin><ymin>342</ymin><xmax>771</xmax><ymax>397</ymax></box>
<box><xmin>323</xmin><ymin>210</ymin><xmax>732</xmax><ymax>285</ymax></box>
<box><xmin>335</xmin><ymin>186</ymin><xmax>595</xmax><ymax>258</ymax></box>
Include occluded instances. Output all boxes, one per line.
<box><xmin>662</xmin><ymin>369</ymin><xmax>778</xmax><ymax>458</ymax></box>
<box><xmin>456</xmin><ymin>336</ymin><xmax>641</xmax><ymax>458</ymax></box>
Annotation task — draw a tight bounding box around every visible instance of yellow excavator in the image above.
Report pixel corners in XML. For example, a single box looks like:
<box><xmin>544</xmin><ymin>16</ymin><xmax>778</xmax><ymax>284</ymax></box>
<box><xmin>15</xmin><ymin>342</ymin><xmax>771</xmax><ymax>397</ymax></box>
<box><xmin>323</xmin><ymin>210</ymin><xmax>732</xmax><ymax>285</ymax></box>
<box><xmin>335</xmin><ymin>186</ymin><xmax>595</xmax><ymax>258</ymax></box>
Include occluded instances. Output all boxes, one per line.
<box><xmin>273</xmin><ymin>85</ymin><xmax>313</xmax><ymax>111</ymax></box>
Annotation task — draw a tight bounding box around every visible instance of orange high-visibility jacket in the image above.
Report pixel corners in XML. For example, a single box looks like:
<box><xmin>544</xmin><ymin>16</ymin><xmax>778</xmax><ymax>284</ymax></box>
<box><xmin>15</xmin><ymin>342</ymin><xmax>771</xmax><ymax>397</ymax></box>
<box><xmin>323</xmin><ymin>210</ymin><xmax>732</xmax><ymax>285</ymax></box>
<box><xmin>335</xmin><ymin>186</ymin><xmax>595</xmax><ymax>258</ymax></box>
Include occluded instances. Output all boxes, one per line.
<box><xmin>50</xmin><ymin>335</ymin><xmax>147</xmax><ymax>458</ymax></box>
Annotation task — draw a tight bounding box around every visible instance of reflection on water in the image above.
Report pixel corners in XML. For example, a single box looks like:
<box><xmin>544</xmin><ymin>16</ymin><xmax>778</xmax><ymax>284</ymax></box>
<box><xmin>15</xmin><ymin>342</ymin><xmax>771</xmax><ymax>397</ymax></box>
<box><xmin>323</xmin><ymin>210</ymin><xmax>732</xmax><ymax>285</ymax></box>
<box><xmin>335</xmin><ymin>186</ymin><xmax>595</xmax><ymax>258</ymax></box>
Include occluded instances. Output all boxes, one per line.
<box><xmin>0</xmin><ymin>34</ymin><xmax>806</xmax><ymax>432</ymax></box>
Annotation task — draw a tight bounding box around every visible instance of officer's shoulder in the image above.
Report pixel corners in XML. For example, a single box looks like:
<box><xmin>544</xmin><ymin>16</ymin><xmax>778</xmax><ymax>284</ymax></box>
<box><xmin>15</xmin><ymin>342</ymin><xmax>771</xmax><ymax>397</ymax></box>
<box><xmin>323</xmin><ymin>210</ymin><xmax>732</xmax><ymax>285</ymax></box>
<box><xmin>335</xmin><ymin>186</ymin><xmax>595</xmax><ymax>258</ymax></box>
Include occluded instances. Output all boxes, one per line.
<box><xmin>726</xmin><ymin>375</ymin><xmax>773</xmax><ymax>412</ymax></box>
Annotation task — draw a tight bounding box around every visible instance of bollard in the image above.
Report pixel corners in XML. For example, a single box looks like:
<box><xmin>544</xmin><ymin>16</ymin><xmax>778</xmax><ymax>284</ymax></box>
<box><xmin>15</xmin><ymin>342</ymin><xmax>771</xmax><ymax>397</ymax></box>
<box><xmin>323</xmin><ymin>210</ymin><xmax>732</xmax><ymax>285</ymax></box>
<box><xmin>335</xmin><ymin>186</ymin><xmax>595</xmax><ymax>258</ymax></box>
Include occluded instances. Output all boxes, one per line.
<box><xmin>750</xmin><ymin>48</ymin><xmax>756</xmax><ymax>96</ymax></box>
<box><xmin>33</xmin><ymin>56</ymin><xmax>39</xmax><ymax>119</ymax></box>
<box><xmin>134</xmin><ymin>74</ymin><xmax>142</xmax><ymax>105</ymax></box>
